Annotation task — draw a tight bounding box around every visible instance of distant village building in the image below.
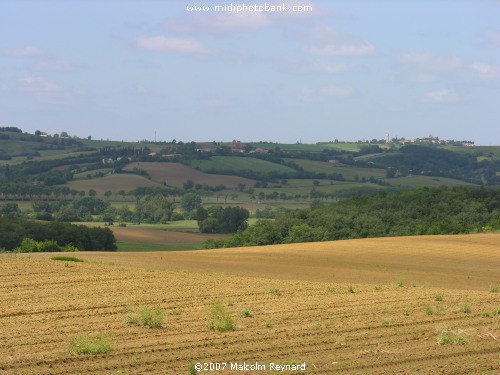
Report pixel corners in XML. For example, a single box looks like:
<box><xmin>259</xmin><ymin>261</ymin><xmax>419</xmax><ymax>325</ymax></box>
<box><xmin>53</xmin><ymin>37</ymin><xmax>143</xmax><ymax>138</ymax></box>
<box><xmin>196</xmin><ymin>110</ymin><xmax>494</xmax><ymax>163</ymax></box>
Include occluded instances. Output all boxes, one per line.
<box><xmin>251</xmin><ymin>148</ymin><xmax>269</xmax><ymax>154</ymax></box>
<box><xmin>230</xmin><ymin>140</ymin><xmax>245</xmax><ymax>153</ymax></box>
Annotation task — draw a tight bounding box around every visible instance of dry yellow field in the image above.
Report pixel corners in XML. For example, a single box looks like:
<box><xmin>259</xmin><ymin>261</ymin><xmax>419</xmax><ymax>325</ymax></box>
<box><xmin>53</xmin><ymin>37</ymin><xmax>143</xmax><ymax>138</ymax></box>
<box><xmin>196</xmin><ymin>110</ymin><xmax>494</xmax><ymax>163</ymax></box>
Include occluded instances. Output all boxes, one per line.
<box><xmin>1</xmin><ymin>234</ymin><xmax>499</xmax><ymax>374</ymax></box>
<box><xmin>109</xmin><ymin>225</ymin><xmax>224</xmax><ymax>244</ymax></box>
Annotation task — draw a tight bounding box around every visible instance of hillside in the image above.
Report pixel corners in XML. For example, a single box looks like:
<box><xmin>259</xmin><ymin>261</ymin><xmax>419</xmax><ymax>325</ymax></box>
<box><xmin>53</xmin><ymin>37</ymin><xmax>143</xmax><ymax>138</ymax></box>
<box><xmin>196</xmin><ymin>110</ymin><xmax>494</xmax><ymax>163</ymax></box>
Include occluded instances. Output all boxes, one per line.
<box><xmin>60</xmin><ymin>233</ymin><xmax>500</xmax><ymax>290</ymax></box>
<box><xmin>123</xmin><ymin>162</ymin><xmax>256</xmax><ymax>189</ymax></box>
<box><xmin>1</xmin><ymin>234</ymin><xmax>498</xmax><ymax>374</ymax></box>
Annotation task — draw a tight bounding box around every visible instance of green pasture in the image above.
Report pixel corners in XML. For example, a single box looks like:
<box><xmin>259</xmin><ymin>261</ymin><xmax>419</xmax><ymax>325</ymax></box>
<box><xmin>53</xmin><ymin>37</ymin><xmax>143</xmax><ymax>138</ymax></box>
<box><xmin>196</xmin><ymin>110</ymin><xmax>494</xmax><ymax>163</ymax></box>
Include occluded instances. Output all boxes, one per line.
<box><xmin>386</xmin><ymin>175</ymin><xmax>476</xmax><ymax>188</ymax></box>
<box><xmin>441</xmin><ymin>145</ymin><xmax>500</xmax><ymax>158</ymax></box>
<box><xmin>189</xmin><ymin>156</ymin><xmax>295</xmax><ymax>174</ymax></box>
<box><xmin>287</xmin><ymin>159</ymin><xmax>386</xmax><ymax>180</ymax></box>
<box><xmin>252</xmin><ymin>181</ymin><xmax>383</xmax><ymax>197</ymax></box>
<box><xmin>73</xmin><ymin>168</ymin><xmax>113</xmax><ymax>179</ymax></box>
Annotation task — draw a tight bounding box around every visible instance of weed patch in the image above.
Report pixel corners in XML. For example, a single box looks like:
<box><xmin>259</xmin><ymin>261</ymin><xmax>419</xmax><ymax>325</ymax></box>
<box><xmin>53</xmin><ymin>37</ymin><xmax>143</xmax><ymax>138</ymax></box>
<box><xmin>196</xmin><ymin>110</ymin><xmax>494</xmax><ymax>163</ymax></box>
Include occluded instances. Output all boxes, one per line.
<box><xmin>241</xmin><ymin>310</ymin><xmax>253</xmax><ymax>318</ymax></box>
<box><xmin>266</xmin><ymin>287</ymin><xmax>282</xmax><ymax>297</ymax></box>
<box><xmin>139</xmin><ymin>307</ymin><xmax>164</xmax><ymax>328</ymax></box>
<box><xmin>437</xmin><ymin>331</ymin><xmax>468</xmax><ymax>345</ymax></box>
<box><xmin>68</xmin><ymin>333</ymin><xmax>112</xmax><ymax>355</ymax></box>
<box><xmin>125</xmin><ymin>306</ymin><xmax>164</xmax><ymax>328</ymax></box>
<box><xmin>207</xmin><ymin>302</ymin><xmax>235</xmax><ymax>332</ymax></box>
<box><xmin>460</xmin><ymin>302</ymin><xmax>471</xmax><ymax>314</ymax></box>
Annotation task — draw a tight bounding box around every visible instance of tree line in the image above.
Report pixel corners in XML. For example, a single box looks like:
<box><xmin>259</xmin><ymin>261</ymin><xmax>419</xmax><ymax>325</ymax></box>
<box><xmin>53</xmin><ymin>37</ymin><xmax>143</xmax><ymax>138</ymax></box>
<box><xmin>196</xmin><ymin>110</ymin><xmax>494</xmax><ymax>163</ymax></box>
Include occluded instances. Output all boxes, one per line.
<box><xmin>0</xmin><ymin>216</ymin><xmax>116</xmax><ymax>251</ymax></box>
<box><xmin>203</xmin><ymin>186</ymin><xmax>500</xmax><ymax>248</ymax></box>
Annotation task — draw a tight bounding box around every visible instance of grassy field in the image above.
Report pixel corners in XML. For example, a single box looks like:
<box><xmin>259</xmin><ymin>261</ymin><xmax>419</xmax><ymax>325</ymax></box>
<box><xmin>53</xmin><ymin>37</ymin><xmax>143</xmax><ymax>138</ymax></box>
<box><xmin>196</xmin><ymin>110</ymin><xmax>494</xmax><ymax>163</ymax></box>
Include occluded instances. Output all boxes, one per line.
<box><xmin>65</xmin><ymin>173</ymin><xmax>163</xmax><ymax>195</ymax></box>
<box><xmin>1</xmin><ymin>233</ymin><xmax>498</xmax><ymax>374</ymax></box>
<box><xmin>73</xmin><ymin>168</ymin><xmax>113</xmax><ymax>180</ymax></box>
<box><xmin>189</xmin><ymin>156</ymin><xmax>296</xmax><ymax>174</ymax></box>
<box><xmin>387</xmin><ymin>175</ymin><xmax>475</xmax><ymax>187</ymax></box>
<box><xmin>123</xmin><ymin>162</ymin><xmax>256</xmax><ymax>189</ymax></box>
<box><xmin>287</xmin><ymin>159</ymin><xmax>386</xmax><ymax>180</ymax></box>
<box><xmin>247</xmin><ymin>142</ymin><xmax>364</xmax><ymax>152</ymax></box>
<box><xmin>253</xmin><ymin>180</ymin><xmax>384</xmax><ymax>198</ymax></box>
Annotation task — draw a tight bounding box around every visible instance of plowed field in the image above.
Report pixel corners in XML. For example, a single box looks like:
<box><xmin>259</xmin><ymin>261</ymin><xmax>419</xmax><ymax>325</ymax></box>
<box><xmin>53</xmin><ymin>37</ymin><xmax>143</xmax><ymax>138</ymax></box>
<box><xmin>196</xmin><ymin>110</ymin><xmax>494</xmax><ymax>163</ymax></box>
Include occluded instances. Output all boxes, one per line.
<box><xmin>123</xmin><ymin>162</ymin><xmax>256</xmax><ymax>189</ymax></box>
<box><xmin>1</xmin><ymin>234</ymin><xmax>499</xmax><ymax>374</ymax></box>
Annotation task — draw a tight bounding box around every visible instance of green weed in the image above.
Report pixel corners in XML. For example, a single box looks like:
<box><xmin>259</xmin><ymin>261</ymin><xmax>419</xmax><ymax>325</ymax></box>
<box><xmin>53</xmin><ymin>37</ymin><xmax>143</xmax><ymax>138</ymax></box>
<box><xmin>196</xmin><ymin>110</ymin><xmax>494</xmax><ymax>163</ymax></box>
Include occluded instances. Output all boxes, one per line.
<box><xmin>68</xmin><ymin>333</ymin><xmax>112</xmax><ymax>355</ymax></box>
<box><xmin>139</xmin><ymin>307</ymin><xmax>164</xmax><ymax>328</ymax></box>
<box><xmin>207</xmin><ymin>302</ymin><xmax>235</xmax><ymax>332</ymax></box>
<box><xmin>460</xmin><ymin>302</ymin><xmax>471</xmax><ymax>314</ymax></box>
<box><xmin>437</xmin><ymin>331</ymin><xmax>468</xmax><ymax>345</ymax></box>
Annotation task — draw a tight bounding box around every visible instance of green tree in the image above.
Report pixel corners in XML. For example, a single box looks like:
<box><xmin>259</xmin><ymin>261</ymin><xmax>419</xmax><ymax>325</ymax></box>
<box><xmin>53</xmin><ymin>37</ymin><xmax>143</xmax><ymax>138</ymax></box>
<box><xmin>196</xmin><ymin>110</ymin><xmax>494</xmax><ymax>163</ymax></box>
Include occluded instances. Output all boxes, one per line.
<box><xmin>181</xmin><ymin>192</ymin><xmax>202</xmax><ymax>213</ymax></box>
<box><xmin>135</xmin><ymin>194</ymin><xmax>174</xmax><ymax>224</ymax></box>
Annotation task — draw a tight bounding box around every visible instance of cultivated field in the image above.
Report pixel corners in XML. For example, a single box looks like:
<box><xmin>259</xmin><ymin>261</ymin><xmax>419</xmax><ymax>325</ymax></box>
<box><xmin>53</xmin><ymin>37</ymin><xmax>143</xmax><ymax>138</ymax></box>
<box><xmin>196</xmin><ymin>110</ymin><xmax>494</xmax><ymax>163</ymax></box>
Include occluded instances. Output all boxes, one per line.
<box><xmin>66</xmin><ymin>174</ymin><xmax>163</xmax><ymax>195</ymax></box>
<box><xmin>286</xmin><ymin>159</ymin><xmax>386</xmax><ymax>180</ymax></box>
<box><xmin>123</xmin><ymin>162</ymin><xmax>256</xmax><ymax>189</ymax></box>
<box><xmin>189</xmin><ymin>156</ymin><xmax>296</xmax><ymax>175</ymax></box>
<box><xmin>1</xmin><ymin>234</ymin><xmax>498</xmax><ymax>374</ymax></box>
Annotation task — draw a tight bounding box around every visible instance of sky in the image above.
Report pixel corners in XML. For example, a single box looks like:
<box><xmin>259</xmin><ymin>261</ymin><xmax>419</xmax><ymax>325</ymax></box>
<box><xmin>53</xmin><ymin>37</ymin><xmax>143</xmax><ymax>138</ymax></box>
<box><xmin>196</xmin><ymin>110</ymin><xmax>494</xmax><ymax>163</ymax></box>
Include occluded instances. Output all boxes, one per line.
<box><xmin>1</xmin><ymin>0</ymin><xmax>499</xmax><ymax>145</ymax></box>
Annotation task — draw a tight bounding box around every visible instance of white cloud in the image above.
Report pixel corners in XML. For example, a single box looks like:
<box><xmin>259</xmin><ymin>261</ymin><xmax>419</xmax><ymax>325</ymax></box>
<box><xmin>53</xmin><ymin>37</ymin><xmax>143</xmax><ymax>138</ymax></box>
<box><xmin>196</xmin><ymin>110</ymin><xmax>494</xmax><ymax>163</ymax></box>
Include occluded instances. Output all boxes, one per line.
<box><xmin>5</xmin><ymin>46</ymin><xmax>44</xmax><ymax>58</ymax></box>
<box><xmin>310</xmin><ymin>61</ymin><xmax>348</xmax><ymax>74</ymax></box>
<box><xmin>471</xmin><ymin>62</ymin><xmax>500</xmax><ymax>78</ymax></box>
<box><xmin>300</xmin><ymin>84</ymin><xmax>354</xmax><ymax>102</ymax></box>
<box><xmin>293</xmin><ymin>25</ymin><xmax>375</xmax><ymax>57</ymax></box>
<box><xmin>164</xmin><ymin>0</ymin><xmax>317</xmax><ymax>35</ymax></box>
<box><xmin>19</xmin><ymin>77</ymin><xmax>63</xmax><ymax>93</ymax></box>
<box><xmin>18</xmin><ymin>76</ymin><xmax>66</xmax><ymax>104</ymax></box>
<box><xmin>309</xmin><ymin>43</ymin><xmax>375</xmax><ymax>57</ymax></box>
<box><xmin>424</xmin><ymin>89</ymin><xmax>462</xmax><ymax>103</ymax></box>
<box><xmin>135</xmin><ymin>36</ymin><xmax>211</xmax><ymax>54</ymax></box>
<box><xmin>400</xmin><ymin>52</ymin><xmax>461</xmax><ymax>71</ymax></box>
<box><xmin>164</xmin><ymin>12</ymin><xmax>272</xmax><ymax>35</ymax></box>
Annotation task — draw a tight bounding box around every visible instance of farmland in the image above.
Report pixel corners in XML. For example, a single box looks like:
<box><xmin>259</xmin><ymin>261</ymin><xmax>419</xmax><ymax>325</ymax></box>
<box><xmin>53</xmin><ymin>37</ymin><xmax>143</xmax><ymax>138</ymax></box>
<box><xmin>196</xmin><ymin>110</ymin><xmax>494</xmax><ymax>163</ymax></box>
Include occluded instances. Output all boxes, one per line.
<box><xmin>66</xmin><ymin>174</ymin><xmax>163</xmax><ymax>196</ymax></box>
<box><xmin>189</xmin><ymin>156</ymin><xmax>296</xmax><ymax>175</ymax></box>
<box><xmin>122</xmin><ymin>162</ymin><xmax>256</xmax><ymax>189</ymax></box>
<box><xmin>1</xmin><ymin>234</ymin><xmax>498</xmax><ymax>374</ymax></box>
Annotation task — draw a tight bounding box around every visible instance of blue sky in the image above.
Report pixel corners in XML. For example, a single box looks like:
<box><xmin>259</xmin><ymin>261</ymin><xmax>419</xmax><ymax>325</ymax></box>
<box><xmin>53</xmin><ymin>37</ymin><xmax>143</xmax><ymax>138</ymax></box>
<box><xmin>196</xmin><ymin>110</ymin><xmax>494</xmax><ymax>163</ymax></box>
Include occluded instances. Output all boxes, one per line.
<box><xmin>1</xmin><ymin>0</ymin><xmax>499</xmax><ymax>144</ymax></box>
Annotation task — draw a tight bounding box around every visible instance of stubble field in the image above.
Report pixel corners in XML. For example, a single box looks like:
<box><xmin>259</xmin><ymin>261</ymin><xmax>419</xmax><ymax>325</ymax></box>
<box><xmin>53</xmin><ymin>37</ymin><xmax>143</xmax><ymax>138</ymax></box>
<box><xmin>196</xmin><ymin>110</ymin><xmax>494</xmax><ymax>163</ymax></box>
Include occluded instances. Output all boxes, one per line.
<box><xmin>0</xmin><ymin>234</ymin><xmax>499</xmax><ymax>374</ymax></box>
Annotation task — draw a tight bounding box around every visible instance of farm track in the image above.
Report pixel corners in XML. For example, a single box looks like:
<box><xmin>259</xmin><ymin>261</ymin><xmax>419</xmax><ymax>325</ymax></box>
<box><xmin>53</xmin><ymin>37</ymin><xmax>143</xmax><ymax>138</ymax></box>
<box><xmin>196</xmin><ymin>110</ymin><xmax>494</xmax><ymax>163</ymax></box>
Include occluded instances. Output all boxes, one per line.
<box><xmin>1</xmin><ymin>234</ymin><xmax>499</xmax><ymax>374</ymax></box>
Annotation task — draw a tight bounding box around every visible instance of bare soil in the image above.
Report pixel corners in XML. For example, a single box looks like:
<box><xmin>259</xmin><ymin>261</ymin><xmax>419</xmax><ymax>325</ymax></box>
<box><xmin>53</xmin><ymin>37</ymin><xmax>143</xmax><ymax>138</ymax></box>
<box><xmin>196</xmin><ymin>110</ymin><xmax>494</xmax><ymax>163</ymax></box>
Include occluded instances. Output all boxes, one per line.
<box><xmin>1</xmin><ymin>233</ymin><xmax>498</xmax><ymax>374</ymax></box>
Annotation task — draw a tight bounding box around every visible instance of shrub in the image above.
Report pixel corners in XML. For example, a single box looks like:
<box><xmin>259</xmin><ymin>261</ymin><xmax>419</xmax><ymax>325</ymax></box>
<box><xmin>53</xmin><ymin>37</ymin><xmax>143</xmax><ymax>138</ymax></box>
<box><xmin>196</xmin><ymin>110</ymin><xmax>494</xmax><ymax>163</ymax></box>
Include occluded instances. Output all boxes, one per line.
<box><xmin>460</xmin><ymin>302</ymin><xmax>471</xmax><ymax>314</ymax></box>
<box><xmin>482</xmin><ymin>309</ymin><xmax>500</xmax><ymax>318</ymax></box>
<box><xmin>396</xmin><ymin>279</ymin><xmax>404</xmax><ymax>287</ymax></box>
<box><xmin>188</xmin><ymin>363</ymin><xmax>199</xmax><ymax>375</ymax></box>
<box><xmin>241</xmin><ymin>310</ymin><xmax>253</xmax><ymax>318</ymax></box>
<box><xmin>347</xmin><ymin>285</ymin><xmax>355</xmax><ymax>294</ymax></box>
<box><xmin>435</xmin><ymin>295</ymin><xmax>444</xmax><ymax>302</ymax></box>
<box><xmin>68</xmin><ymin>333</ymin><xmax>112</xmax><ymax>355</ymax></box>
<box><xmin>437</xmin><ymin>331</ymin><xmax>468</xmax><ymax>345</ymax></box>
<box><xmin>125</xmin><ymin>315</ymin><xmax>139</xmax><ymax>325</ymax></box>
<box><xmin>425</xmin><ymin>304</ymin><xmax>434</xmax><ymax>315</ymax></box>
<box><xmin>139</xmin><ymin>307</ymin><xmax>164</xmax><ymax>328</ymax></box>
<box><xmin>207</xmin><ymin>302</ymin><xmax>235</xmax><ymax>332</ymax></box>
<box><xmin>266</xmin><ymin>287</ymin><xmax>282</xmax><ymax>296</ymax></box>
<box><xmin>490</xmin><ymin>286</ymin><xmax>499</xmax><ymax>293</ymax></box>
<box><xmin>14</xmin><ymin>238</ymin><xmax>79</xmax><ymax>253</ymax></box>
